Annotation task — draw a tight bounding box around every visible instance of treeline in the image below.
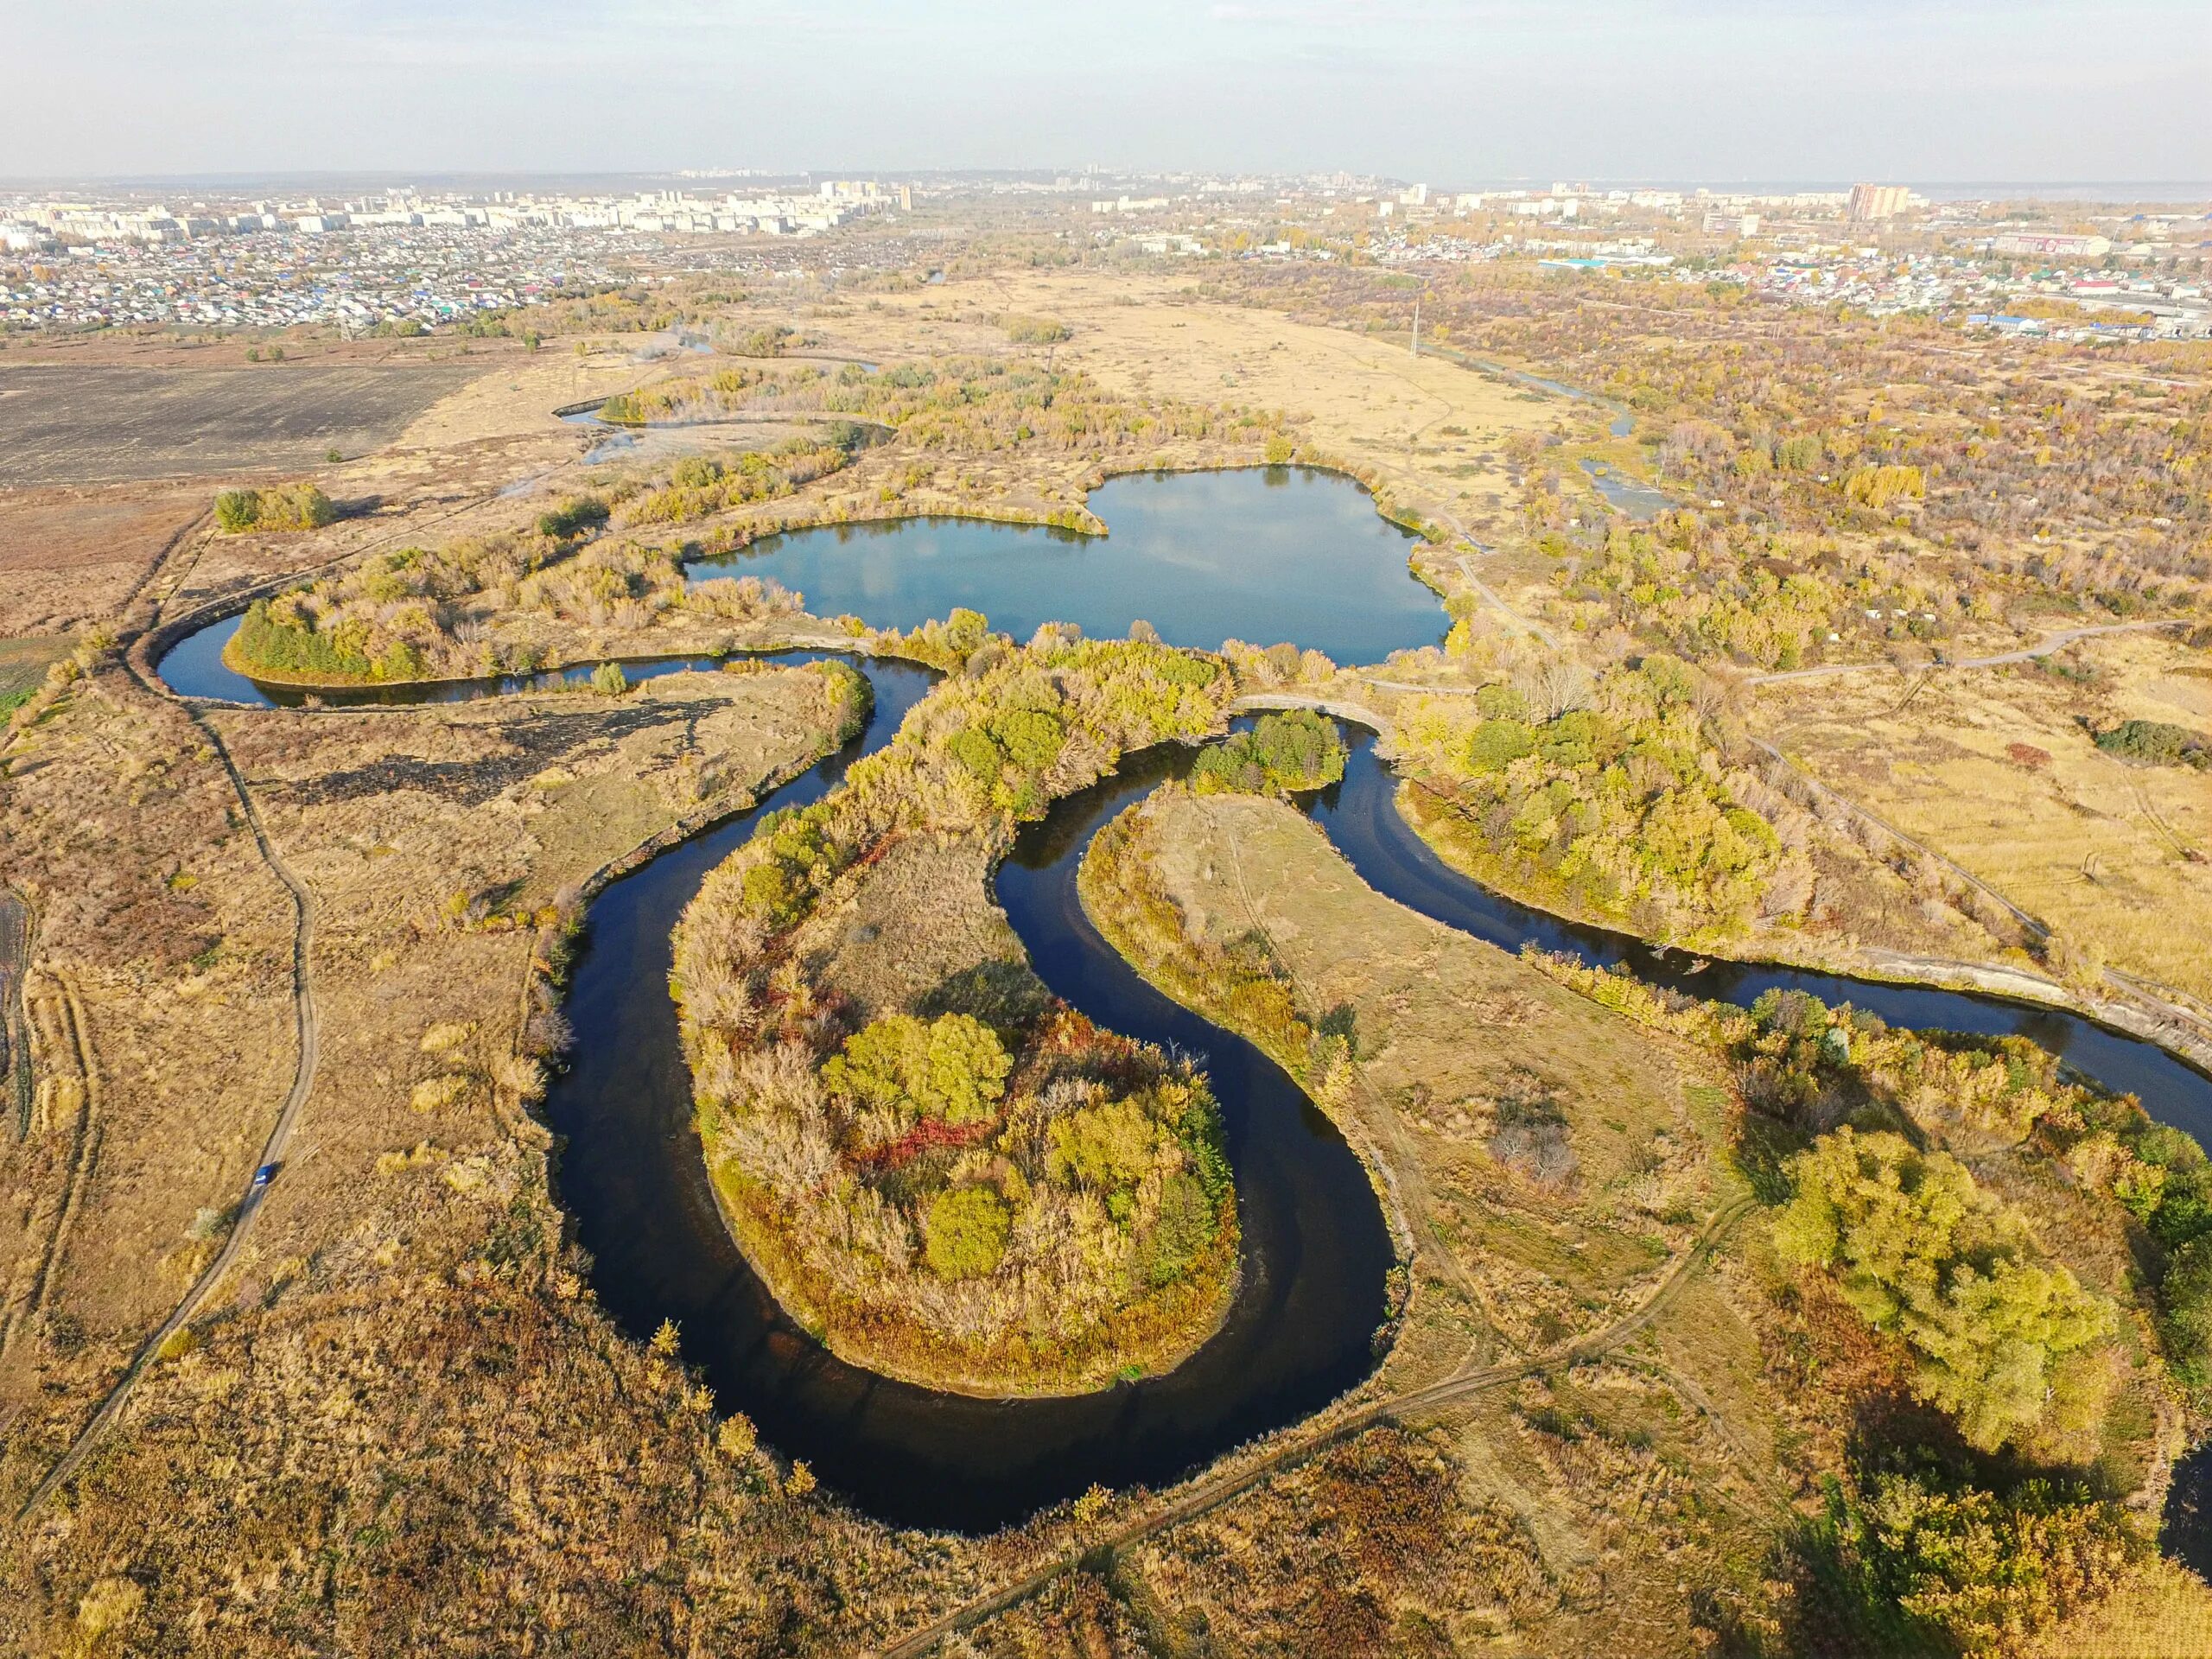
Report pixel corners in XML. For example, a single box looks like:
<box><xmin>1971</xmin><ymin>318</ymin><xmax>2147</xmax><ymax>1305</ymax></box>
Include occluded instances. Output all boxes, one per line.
<box><xmin>220</xmin><ymin>504</ymin><xmax>802</xmax><ymax>686</ymax></box>
<box><xmin>598</xmin><ymin>365</ymin><xmax>771</xmax><ymax>425</ymax></box>
<box><xmin>1230</xmin><ymin>260</ymin><xmax>2212</xmax><ymax>617</ymax></box>
<box><xmin>624</xmin><ymin>442</ymin><xmax>855</xmax><ymax>527</ymax></box>
<box><xmin>605</xmin><ymin>355</ymin><xmax>1293</xmax><ymax>464</ymax></box>
<box><xmin>1541</xmin><ymin>512</ymin><xmax>1963</xmax><ymax>671</ymax></box>
<box><xmin>670</xmin><ymin>632</ymin><xmax>1245</xmax><ymax>1389</ymax></box>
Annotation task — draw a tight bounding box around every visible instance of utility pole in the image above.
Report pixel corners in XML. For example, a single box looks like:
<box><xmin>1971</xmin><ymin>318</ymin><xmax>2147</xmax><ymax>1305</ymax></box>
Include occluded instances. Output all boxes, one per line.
<box><xmin>1410</xmin><ymin>289</ymin><xmax>1421</xmax><ymax>358</ymax></box>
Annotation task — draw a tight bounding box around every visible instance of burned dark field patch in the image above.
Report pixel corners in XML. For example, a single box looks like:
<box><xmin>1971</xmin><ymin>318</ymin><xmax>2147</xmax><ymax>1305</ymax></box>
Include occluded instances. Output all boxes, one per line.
<box><xmin>0</xmin><ymin>363</ymin><xmax>483</xmax><ymax>486</ymax></box>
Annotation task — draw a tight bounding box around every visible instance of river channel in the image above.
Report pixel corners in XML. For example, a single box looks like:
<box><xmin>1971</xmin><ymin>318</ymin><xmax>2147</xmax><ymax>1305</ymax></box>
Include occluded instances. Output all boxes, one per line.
<box><xmin>511</xmin><ymin>699</ymin><xmax>2212</xmax><ymax>1531</ymax></box>
<box><xmin>543</xmin><ymin>672</ymin><xmax>1395</xmax><ymax>1530</ymax></box>
<box><xmin>152</xmin><ymin>467</ymin><xmax>2212</xmax><ymax>1535</ymax></box>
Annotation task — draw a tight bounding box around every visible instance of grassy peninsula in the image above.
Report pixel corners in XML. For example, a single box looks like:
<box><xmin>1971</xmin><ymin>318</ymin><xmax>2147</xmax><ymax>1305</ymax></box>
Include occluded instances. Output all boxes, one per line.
<box><xmin>671</xmin><ymin>630</ymin><xmax>1244</xmax><ymax>1395</ymax></box>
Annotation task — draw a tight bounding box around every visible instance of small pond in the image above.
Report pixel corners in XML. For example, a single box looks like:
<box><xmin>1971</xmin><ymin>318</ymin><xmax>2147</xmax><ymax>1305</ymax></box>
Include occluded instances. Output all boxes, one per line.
<box><xmin>1580</xmin><ymin>458</ymin><xmax>1672</xmax><ymax>521</ymax></box>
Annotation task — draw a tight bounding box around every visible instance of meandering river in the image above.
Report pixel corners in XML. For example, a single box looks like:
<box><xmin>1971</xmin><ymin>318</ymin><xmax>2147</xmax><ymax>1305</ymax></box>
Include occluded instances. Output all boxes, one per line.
<box><xmin>153</xmin><ymin>469</ymin><xmax>2212</xmax><ymax>1535</ymax></box>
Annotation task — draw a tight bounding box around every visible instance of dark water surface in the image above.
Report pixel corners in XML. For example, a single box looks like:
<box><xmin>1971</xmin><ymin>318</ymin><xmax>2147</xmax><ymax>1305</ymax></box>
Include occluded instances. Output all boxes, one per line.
<box><xmin>686</xmin><ymin>466</ymin><xmax>1442</xmax><ymax>663</ymax></box>
<box><xmin>543</xmin><ymin>670</ymin><xmax>1393</xmax><ymax>1532</ymax></box>
<box><xmin>157</xmin><ymin>467</ymin><xmax>1443</xmax><ymax>709</ymax></box>
<box><xmin>1313</xmin><ymin>728</ymin><xmax>2212</xmax><ymax>1147</ymax></box>
<box><xmin>1303</xmin><ymin>730</ymin><xmax>2212</xmax><ymax>1560</ymax></box>
<box><xmin>158</xmin><ymin>613</ymin><xmax>753</xmax><ymax>709</ymax></box>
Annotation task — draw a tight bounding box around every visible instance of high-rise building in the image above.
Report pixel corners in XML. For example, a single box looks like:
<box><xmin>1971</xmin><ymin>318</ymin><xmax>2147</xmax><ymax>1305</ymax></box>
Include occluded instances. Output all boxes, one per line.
<box><xmin>1847</xmin><ymin>183</ymin><xmax>1913</xmax><ymax>223</ymax></box>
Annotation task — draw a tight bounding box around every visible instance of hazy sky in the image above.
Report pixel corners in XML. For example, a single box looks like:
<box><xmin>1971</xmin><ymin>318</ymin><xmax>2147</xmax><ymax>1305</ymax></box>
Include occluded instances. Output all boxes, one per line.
<box><xmin>7</xmin><ymin>0</ymin><xmax>2209</xmax><ymax>183</ymax></box>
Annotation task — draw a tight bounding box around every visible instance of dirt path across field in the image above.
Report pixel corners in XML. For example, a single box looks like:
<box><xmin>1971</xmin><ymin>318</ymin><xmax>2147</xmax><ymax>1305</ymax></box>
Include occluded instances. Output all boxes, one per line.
<box><xmin>874</xmin><ymin>1196</ymin><xmax>1754</xmax><ymax>1657</ymax></box>
<box><xmin>1745</xmin><ymin>619</ymin><xmax>2190</xmax><ymax>685</ymax></box>
<box><xmin>16</xmin><ymin>681</ymin><xmax>320</xmax><ymax>1518</ymax></box>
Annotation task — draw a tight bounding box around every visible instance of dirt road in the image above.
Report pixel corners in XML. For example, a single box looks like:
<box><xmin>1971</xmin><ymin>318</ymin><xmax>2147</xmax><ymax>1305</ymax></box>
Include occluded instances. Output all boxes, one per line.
<box><xmin>16</xmin><ymin>704</ymin><xmax>319</xmax><ymax>1518</ymax></box>
<box><xmin>1745</xmin><ymin>619</ymin><xmax>2190</xmax><ymax>685</ymax></box>
<box><xmin>874</xmin><ymin>1197</ymin><xmax>1753</xmax><ymax>1658</ymax></box>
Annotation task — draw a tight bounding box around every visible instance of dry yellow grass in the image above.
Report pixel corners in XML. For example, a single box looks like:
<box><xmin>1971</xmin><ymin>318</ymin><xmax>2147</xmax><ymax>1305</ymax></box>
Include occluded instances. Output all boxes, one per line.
<box><xmin>1074</xmin><ymin>783</ymin><xmax>1801</xmax><ymax>1649</ymax></box>
<box><xmin>1760</xmin><ymin>631</ymin><xmax>2212</xmax><ymax>1001</ymax></box>
<box><xmin>10</xmin><ymin>270</ymin><xmax>2204</xmax><ymax>1651</ymax></box>
<box><xmin>2024</xmin><ymin>1556</ymin><xmax>2212</xmax><ymax>1656</ymax></box>
<box><xmin>892</xmin><ymin>268</ymin><xmax>1586</xmax><ymax>543</ymax></box>
<box><xmin>0</xmin><ymin>658</ymin><xmax>850</xmax><ymax>1507</ymax></box>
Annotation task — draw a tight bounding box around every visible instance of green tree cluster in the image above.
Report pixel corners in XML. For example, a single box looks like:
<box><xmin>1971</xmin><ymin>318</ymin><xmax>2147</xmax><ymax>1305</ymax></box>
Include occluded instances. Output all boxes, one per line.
<box><xmin>822</xmin><ymin>1013</ymin><xmax>1012</xmax><ymax>1129</ymax></box>
<box><xmin>1808</xmin><ymin>1461</ymin><xmax>2140</xmax><ymax>1656</ymax></box>
<box><xmin>224</xmin><ymin>520</ymin><xmax>760</xmax><ymax>686</ymax></box>
<box><xmin>627</xmin><ymin>441</ymin><xmax>852</xmax><ymax>527</ymax></box>
<box><xmin>535</xmin><ymin>496</ymin><xmax>610</xmax><ymax>540</ymax></box>
<box><xmin>925</xmin><ymin>1186</ymin><xmax>1013</xmax><ymax>1278</ymax></box>
<box><xmin>228</xmin><ymin>597</ymin><xmax>373</xmax><ymax>680</ymax></box>
<box><xmin>671</xmin><ymin>636</ymin><xmax>1243</xmax><ymax>1382</ymax></box>
<box><xmin>213</xmin><ymin>482</ymin><xmax>337</xmax><ymax>534</ymax></box>
<box><xmin>1191</xmin><ymin>709</ymin><xmax>1347</xmax><ymax>795</ymax></box>
<box><xmin>1001</xmin><ymin>314</ymin><xmax>1072</xmax><ymax>344</ymax></box>
<box><xmin>2094</xmin><ymin>718</ymin><xmax>2209</xmax><ymax>770</ymax></box>
<box><xmin>1775</xmin><ymin>1127</ymin><xmax>2116</xmax><ymax>1452</ymax></box>
<box><xmin>1396</xmin><ymin>658</ymin><xmax>1793</xmax><ymax>938</ymax></box>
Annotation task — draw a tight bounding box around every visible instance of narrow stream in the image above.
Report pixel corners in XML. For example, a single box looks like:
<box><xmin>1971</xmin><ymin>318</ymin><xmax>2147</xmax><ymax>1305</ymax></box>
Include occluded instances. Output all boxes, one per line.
<box><xmin>157</xmin><ymin>612</ymin><xmax>753</xmax><ymax>709</ymax></box>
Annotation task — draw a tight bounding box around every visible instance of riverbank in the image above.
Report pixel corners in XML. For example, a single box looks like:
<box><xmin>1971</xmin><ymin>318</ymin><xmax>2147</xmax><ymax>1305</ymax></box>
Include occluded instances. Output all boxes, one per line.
<box><xmin>1072</xmin><ymin>766</ymin><xmax>2197</xmax><ymax>1649</ymax></box>
<box><xmin>1237</xmin><ymin>677</ymin><xmax>2212</xmax><ymax>1102</ymax></box>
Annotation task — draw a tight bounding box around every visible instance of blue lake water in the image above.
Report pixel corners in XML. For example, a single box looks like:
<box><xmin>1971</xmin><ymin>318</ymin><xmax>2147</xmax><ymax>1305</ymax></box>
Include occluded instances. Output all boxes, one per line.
<box><xmin>685</xmin><ymin>465</ymin><xmax>1443</xmax><ymax>664</ymax></box>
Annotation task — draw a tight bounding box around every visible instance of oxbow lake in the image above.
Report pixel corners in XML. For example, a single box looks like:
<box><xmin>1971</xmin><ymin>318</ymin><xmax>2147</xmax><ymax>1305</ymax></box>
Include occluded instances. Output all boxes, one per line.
<box><xmin>686</xmin><ymin>465</ymin><xmax>1445</xmax><ymax>664</ymax></box>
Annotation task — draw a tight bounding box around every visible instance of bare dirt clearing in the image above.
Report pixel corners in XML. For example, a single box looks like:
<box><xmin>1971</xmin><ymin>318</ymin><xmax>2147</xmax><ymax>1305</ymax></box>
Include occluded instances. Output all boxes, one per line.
<box><xmin>0</xmin><ymin>362</ymin><xmax>487</xmax><ymax>486</ymax></box>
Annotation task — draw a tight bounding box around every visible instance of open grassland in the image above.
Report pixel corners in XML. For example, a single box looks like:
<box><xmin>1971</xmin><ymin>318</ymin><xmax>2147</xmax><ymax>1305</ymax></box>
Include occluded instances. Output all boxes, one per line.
<box><xmin>868</xmin><ymin>268</ymin><xmax>1580</xmax><ymax>546</ymax></box>
<box><xmin>0</xmin><ymin>487</ymin><xmax>207</xmax><ymax>636</ymax></box>
<box><xmin>0</xmin><ymin>663</ymin><xmax>298</xmax><ymax>1408</ymax></box>
<box><xmin>3</xmin><ymin>262</ymin><xmax>2210</xmax><ymax>1651</ymax></box>
<box><xmin>0</xmin><ymin>635</ymin><xmax>75</xmax><ymax>709</ymax></box>
<box><xmin>0</xmin><ymin>658</ymin><xmax>860</xmax><ymax>1605</ymax></box>
<box><xmin>1084</xmin><ymin>786</ymin><xmax>1749</xmax><ymax>1370</ymax></box>
<box><xmin>1079</xmin><ymin>781</ymin><xmax>2212</xmax><ymax>1654</ymax></box>
<box><xmin>1077</xmin><ymin>785</ymin><xmax>1802</xmax><ymax>1649</ymax></box>
<box><xmin>1760</xmin><ymin>632</ymin><xmax>2212</xmax><ymax>1003</ymax></box>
